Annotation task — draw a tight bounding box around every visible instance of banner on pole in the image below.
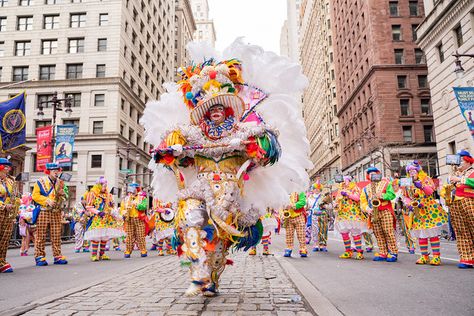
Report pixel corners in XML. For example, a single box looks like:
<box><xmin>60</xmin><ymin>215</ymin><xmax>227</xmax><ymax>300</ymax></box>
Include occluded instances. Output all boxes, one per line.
<box><xmin>0</xmin><ymin>92</ymin><xmax>27</xmax><ymax>151</ymax></box>
<box><xmin>453</xmin><ymin>87</ymin><xmax>474</xmax><ymax>140</ymax></box>
<box><xmin>54</xmin><ymin>124</ymin><xmax>77</xmax><ymax>167</ymax></box>
<box><xmin>36</xmin><ymin>126</ymin><xmax>53</xmax><ymax>172</ymax></box>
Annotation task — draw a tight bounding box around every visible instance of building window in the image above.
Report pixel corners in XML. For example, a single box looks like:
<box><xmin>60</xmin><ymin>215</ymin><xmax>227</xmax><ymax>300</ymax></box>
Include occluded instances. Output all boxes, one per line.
<box><xmin>66</xmin><ymin>63</ymin><xmax>83</xmax><ymax>79</ymax></box>
<box><xmin>411</xmin><ymin>24</ymin><xmax>418</xmax><ymax>41</ymax></box>
<box><xmin>12</xmin><ymin>66</ymin><xmax>28</xmax><ymax>81</ymax></box>
<box><xmin>0</xmin><ymin>0</ymin><xmax>8</xmax><ymax>7</ymax></box>
<box><xmin>0</xmin><ymin>17</ymin><xmax>6</xmax><ymax>32</ymax></box>
<box><xmin>67</xmin><ymin>93</ymin><xmax>81</xmax><ymax>107</ymax></box>
<box><xmin>403</xmin><ymin>126</ymin><xmax>413</xmax><ymax>142</ymax></box>
<box><xmin>90</xmin><ymin>154</ymin><xmax>102</xmax><ymax>168</ymax></box>
<box><xmin>37</xmin><ymin>94</ymin><xmax>54</xmax><ymax>108</ymax></box>
<box><xmin>409</xmin><ymin>1</ymin><xmax>418</xmax><ymax>16</ymax></box>
<box><xmin>96</xmin><ymin>64</ymin><xmax>106</xmax><ymax>77</ymax></box>
<box><xmin>62</xmin><ymin>152</ymin><xmax>78</xmax><ymax>172</ymax></box>
<box><xmin>92</xmin><ymin>121</ymin><xmax>103</xmax><ymax>134</ymax></box>
<box><xmin>34</xmin><ymin>119</ymin><xmax>52</xmax><ymax>129</ymax></box>
<box><xmin>423</xmin><ymin>125</ymin><xmax>433</xmax><ymax>142</ymax></box>
<box><xmin>97</xmin><ymin>38</ymin><xmax>107</xmax><ymax>51</ymax></box>
<box><xmin>418</xmin><ymin>75</ymin><xmax>428</xmax><ymax>88</ymax></box>
<box><xmin>68</xmin><ymin>38</ymin><xmax>85</xmax><ymax>53</ymax></box>
<box><xmin>71</xmin><ymin>0</ymin><xmax>82</xmax><ymax>3</ymax></box>
<box><xmin>43</xmin><ymin>14</ymin><xmax>59</xmax><ymax>29</ymax></box>
<box><xmin>437</xmin><ymin>43</ymin><xmax>445</xmax><ymax>63</ymax></box>
<box><xmin>19</xmin><ymin>0</ymin><xmax>32</xmax><ymax>5</ymax></box>
<box><xmin>62</xmin><ymin>119</ymin><xmax>79</xmax><ymax>128</ymax></box>
<box><xmin>394</xmin><ymin>49</ymin><xmax>404</xmax><ymax>64</ymax></box>
<box><xmin>17</xmin><ymin>16</ymin><xmax>33</xmax><ymax>31</ymax></box>
<box><xmin>0</xmin><ymin>67</ymin><xmax>2</xmax><ymax>80</ymax></box>
<box><xmin>421</xmin><ymin>98</ymin><xmax>431</xmax><ymax>115</ymax></box>
<box><xmin>94</xmin><ymin>94</ymin><xmax>105</xmax><ymax>106</ymax></box>
<box><xmin>0</xmin><ymin>41</ymin><xmax>3</xmax><ymax>57</ymax></box>
<box><xmin>70</xmin><ymin>13</ymin><xmax>86</xmax><ymax>28</ymax></box>
<box><xmin>41</xmin><ymin>39</ymin><xmax>58</xmax><ymax>55</ymax></box>
<box><xmin>415</xmin><ymin>49</ymin><xmax>425</xmax><ymax>64</ymax></box>
<box><xmin>388</xmin><ymin>1</ymin><xmax>398</xmax><ymax>16</ymax></box>
<box><xmin>397</xmin><ymin>75</ymin><xmax>407</xmax><ymax>89</ymax></box>
<box><xmin>15</xmin><ymin>41</ymin><xmax>31</xmax><ymax>56</ymax></box>
<box><xmin>400</xmin><ymin>99</ymin><xmax>411</xmax><ymax>116</ymax></box>
<box><xmin>45</xmin><ymin>0</ymin><xmax>57</xmax><ymax>4</ymax></box>
<box><xmin>39</xmin><ymin>65</ymin><xmax>55</xmax><ymax>80</ymax></box>
<box><xmin>454</xmin><ymin>24</ymin><xmax>464</xmax><ymax>48</ymax></box>
<box><xmin>392</xmin><ymin>25</ymin><xmax>402</xmax><ymax>41</ymax></box>
<box><xmin>99</xmin><ymin>13</ymin><xmax>108</xmax><ymax>26</ymax></box>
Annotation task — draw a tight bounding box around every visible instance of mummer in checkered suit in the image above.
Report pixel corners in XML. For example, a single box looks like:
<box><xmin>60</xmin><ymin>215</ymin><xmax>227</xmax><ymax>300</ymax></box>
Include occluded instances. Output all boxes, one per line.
<box><xmin>32</xmin><ymin>163</ymin><xmax>68</xmax><ymax>266</ymax></box>
<box><xmin>283</xmin><ymin>192</ymin><xmax>308</xmax><ymax>258</ymax></box>
<box><xmin>447</xmin><ymin>150</ymin><xmax>474</xmax><ymax>269</ymax></box>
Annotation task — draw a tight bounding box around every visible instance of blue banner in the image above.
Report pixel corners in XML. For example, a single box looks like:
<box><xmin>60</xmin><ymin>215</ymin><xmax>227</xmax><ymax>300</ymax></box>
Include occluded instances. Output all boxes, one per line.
<box><xmin>0</xmin><ymin>93</ymin><xmax>26</xmax><ymax>151</ymax></box>
<box><xmin>54</xmin><ymin>124</ymin><xmax>77</xmax><ymax>167</ymax></box>
<box><xmin>454</xmin><ymin>87</ymin><xmax>474</xmax><ymax>140</ymax></box>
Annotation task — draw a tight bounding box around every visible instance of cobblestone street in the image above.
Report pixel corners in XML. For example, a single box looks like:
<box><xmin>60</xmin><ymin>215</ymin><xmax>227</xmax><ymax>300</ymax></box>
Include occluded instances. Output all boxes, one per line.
<box><xmin>19</xmin><ymin>253</ymin><xmax>315</xmax><ymax>316</ymax></box>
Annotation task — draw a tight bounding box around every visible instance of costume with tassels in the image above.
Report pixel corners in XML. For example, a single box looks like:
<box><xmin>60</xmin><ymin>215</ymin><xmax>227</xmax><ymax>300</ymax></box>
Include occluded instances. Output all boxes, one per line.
<box><xmin>142</xmin><ymin>40</ymin><xmax>311</xmax><ymax>296</ymax></box>
<box><xmin>335</xmin><ymin>176</ymin><xmax>368</xmax><ymax>260</ymax></box>
<box><xmin>0</xmin><ymin>158</ymin><xmax>18</xmax><ymax>273</ymax></box>
<box><xmin>119</xmin><ymin>183</ymin><xmax>148</xmax><ymax>258</ymax></box>
<box><xmin>83</xmin><ymin>177</ymin><xmax>124</xmax><ymax>261</ymax></box>
<box><xmin>403</xmin><ymin>161</ymin><xmax>447</xmax><ymax>265</ymax></box>
<box><xmin>150</xmin><ymin>199</ymin><xmax>176</xmax><ymax>256</ymax></box>
<box><xmin>445</xmin><ymin>150</ymin><xmax>474</xmax><ymax>269</ymax></box>
<box><xmin>305</xmin><ymin>182</ymin><xmax>330</xmax><ymax>252</ymax></box>
<box><xmin>360</xmin><ymin>167</ymin><xmax>398</xmax><ymax>262</ymax></box>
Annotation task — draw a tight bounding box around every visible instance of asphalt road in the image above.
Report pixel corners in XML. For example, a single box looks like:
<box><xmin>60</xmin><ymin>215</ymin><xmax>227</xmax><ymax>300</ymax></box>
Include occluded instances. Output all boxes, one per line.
<box><xmin>271</xmin><ymin>230</ymin><xmax>474</xmax><ymax>316</ymax></box>
<box><xmin>0</xmin><ymin>242</ymin><xmax>167</xmax><ymax>315</ymax></box>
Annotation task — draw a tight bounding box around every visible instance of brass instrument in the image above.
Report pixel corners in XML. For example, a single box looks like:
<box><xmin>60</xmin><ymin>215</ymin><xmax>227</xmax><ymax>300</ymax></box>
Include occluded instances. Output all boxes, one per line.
<box><xmin>444</xmin><ymin>165</ymin><xmax>458</xmax><ymax>207</ymax></box>
<box><xmin>283</xmin><ymin>210</ymin><xmax>291</xmax><ymax>219</ymax></box>
<box><xmin>51</xmin><ymin>179</ymin><xmax>66</xmax><ymax>212</ymax></box>
<box><xmin>370</xmin><ymin>182</ymin><xmax>380</xmax><ymax>224</ymax></box>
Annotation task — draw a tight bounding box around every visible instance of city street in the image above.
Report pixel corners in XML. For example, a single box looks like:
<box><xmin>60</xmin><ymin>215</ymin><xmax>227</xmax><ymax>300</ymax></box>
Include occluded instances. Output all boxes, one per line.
<box><xmin>1</xmin><ymin>232</ymin><xmax>473</xmax><ymax>316</ymax></box>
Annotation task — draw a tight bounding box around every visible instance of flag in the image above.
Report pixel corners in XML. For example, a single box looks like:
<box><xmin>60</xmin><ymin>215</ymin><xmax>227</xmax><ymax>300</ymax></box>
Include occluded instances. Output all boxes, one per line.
<box><xmin>453</xmin><ymin>87</ymin><xmax>474</xmax><ymax>141</ymax></box>
<box><xmin>36</xmin><ymin>126</ymin><xmax>53</xmax><ymax>172</ymax></box>
<box><xmin>0</xmin><ymin>92</ymin><xmax>26</xmax><ymax>151</ymax></box>
<box><xmin>54</xmin><ymin>124</ymin><xmax>77</xmax><ymax>167</ymax></box>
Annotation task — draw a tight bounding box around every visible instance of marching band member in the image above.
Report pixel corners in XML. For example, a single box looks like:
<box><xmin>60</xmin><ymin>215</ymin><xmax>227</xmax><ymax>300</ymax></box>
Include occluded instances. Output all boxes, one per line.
<box><xmin>360</xmin><ymin>167</ymin><xmax>398</xmax><ymax>262</ymax></box>
<box><xmin>335</xmin><ymin>176</ymin><xmax>368</xmax><ymax>260</ymax></box>
<box><xmin>120</xmin><ymin>183</ymin><xmax>148</xmax><ymax>258</ymax></box>
<box><xmin>32</xmin><ymin>163</ymin><xmax>68</xmax><ymax>266</ymax></box>
<box><xmin>72</xmin><ymin>201</ymin><xmax>90</xmax><ymax>253</ymax></box>
<box><xmin>446</xmin><ymin>150</ymin><xmax>474</xmax><ymax>269</ymax></box>
<box><xmin>0</xmin><ymin>158</ymin><xmax>18</xmax><ymax>273</ymax></box>
<box><xmin>306</xmin><ymin>182</ymin><xmax>329</xmax><ymax>252</ymax></box>
<box><xmin>392</xmin><ymin>178</ymin><xmax>416</xmax><ymax>254</ymax></box>
<box><xmin>83</xmin><ymin>177</ymin><xmax>124</xmax><ymax>261</ymax></box>
<box><xmin>283</xmin><ymin>192</ymin><xmax>308</xmax><ymax>257</ymax></box>
<box><xmin>403</xmin><ymin>161</ymin><xmax>447</xmax><ymax>265</ymax></box>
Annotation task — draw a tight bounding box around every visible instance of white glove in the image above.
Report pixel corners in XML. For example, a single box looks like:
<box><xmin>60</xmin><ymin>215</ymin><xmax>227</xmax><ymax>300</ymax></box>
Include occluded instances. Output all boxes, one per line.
<box><xmin>170</xmin><ymin>144</ymin><xmax>183</xmax><ymax>155</ymax></box>
<box><xmin>228</xmin><ymin>138</ymin><xmax>242</xmax><ymax>148</ymax></box>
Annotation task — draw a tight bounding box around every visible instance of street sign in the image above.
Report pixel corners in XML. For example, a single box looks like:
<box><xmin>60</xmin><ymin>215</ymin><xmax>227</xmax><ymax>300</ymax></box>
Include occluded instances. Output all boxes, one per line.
<box><xmin>120</xmin><ymin>169</ymin><xmax>134</xmax><ymax>174</ymax></box>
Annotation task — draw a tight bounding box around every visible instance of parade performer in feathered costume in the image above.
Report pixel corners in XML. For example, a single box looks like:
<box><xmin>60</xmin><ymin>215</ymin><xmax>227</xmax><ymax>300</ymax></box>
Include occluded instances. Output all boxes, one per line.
<box><xmin>283</xmin><ymin>192</ymin><xmax>308</xmax><ymax>257</ymax></box>
<box><xmin>360</xmin><ymin>167</ymin><xmax>398</xmax><ymax>262</ymax></box>
<box><xmin>249</xmin><ymin>208</ymin><xmax>277</xmax><ymax>256</ymax></box>
<box><xmin>151</xmin><ymin>198</ymin><xmax>176</xmax><ymax>256</ymax></box>
<box><xmin>403</xmin><ymin>161</ymin><xmax>447</xmax><ymax>265</ymax></box>
<box><xmin>335</xmin><ymin>176</ymin><xmax>368</xmax><ymax>260</ymax></box>
<box><xmin>83</xmin><ymin>177</ymin><xmax>124</xmax><ymax>261</ymax></box>
<box><xmin>142</xmin><ymin>40</ymin><xmax>311</xmax><ymax>296</ymax></box>
<box><xmin>0</xmin><ymin>158</ymin><xmax>19</xmax><ymax>273</ymax></box>
<box><xmin>444</xmin><ymin>150</ymin><xmax>474</xmax><ymax>269</ymax></box>
<box><xmin>120</xmin><ymin>183</ymin><xmax>149</xmax><ymax>258</ymax></box>
<box><xmin>32</xmin><ymin>162</ymin><xmax>68</xmax><ymax>266</ymax></box>
<box><xmin>306</xmin><ymin>182</ymin><xmax>332</xmax><ymax>253</ymax></box>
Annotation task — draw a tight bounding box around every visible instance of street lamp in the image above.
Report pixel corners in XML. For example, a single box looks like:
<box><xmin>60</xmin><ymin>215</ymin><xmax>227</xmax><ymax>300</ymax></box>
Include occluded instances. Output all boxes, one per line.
<box><xmin>452</xmin><ymin>52</ymin><xmax>474</xmax><ymax>79</ymax></box>
<box><xmin>36</xmin><ymin>91</ymin><xmax>73</xmax><ymax>141</ymax></box>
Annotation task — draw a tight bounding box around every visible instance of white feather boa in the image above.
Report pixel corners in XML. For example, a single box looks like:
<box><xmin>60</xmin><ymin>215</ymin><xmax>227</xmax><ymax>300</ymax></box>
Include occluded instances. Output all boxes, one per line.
<box><xmin>142</xmin><ymin>39</ymin><xmax>312</xmax><ymax>213</ymax></box>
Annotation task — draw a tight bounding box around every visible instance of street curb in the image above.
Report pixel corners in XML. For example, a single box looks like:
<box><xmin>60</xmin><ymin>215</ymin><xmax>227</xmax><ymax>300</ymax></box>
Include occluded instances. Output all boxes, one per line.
<box><xmin>275</xmin><ymin>255</ymin><xmax>344</xmax><ymax>316</ymax></box>
<box><xmin>0</xmin><ymin>256</ymin><xmax>174</xmax><ymax>316</ymax></box>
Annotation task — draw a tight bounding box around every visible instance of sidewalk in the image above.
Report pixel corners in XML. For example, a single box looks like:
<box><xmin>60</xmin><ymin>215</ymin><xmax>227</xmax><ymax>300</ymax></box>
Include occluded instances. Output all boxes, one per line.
<box><xmin>19</xmin><ymin>252</ymin><xmax>316</xmax><ymax>316</ymax></box>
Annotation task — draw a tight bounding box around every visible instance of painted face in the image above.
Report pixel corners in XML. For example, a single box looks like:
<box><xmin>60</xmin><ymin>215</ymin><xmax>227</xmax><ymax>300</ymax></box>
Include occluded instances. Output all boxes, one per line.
<box><xmin>50</xmin><ymin>169</ymin><xmax>60</xmax><ymax>179</ymax></box>
<box><xmin>408</xmin><ymin>169</ymin><xmax>418</xmax><ymax>179</ymax></box>
<box><xmin>0</xmin><ymin>166</ymin><xmax>8</xmax><ymax>178</ymax></box>
<box><xmin>459</xmin><ymin>159</ymin><xmax>471</xmax><ymax>171</ymax></box>
<box><xmin>209</xmin><ymin>105</ymin><xmax>225</xmax><ymax>124</ymax></box>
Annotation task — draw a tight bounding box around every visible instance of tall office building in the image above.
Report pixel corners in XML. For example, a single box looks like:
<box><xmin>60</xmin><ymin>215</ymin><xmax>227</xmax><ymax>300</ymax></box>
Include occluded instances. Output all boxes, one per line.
<box><xmin>0</xmin><ymin>0</ymin><xmax>176</xmax><ymax>206</ymax></box>
<box><xmin>190</xmin><ymin>0</ymin><xmax>216</xmax><ymax>47</ymax></box>
<box><xmin>175</xmin><ymin>0</ymin><xmax>196</xmax><ymax>67</ymax></box>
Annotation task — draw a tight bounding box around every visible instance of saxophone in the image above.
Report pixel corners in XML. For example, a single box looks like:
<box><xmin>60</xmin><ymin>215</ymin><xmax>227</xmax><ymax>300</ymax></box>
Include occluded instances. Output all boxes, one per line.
<box><xmin>443</xmin><ymin>165</ymin><xmax>458</xmax><ymax>207</ymax></box>
<box><xmin>51</xmin><ymin>179</ymin><xmax>66</xmax><ymax>212</ymax></box>
<box><xmin>371</xmin><ymin>182</ymin><xmax>380</xmax><ymax>224</ymax></box>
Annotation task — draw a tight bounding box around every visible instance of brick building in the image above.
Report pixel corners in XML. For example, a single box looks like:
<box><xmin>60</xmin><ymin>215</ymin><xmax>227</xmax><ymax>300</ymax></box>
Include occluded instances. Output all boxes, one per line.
<box><xmin>332</xmin><ymin>0</ymin><xmax>438</xmax><ymax>180</ymax></box>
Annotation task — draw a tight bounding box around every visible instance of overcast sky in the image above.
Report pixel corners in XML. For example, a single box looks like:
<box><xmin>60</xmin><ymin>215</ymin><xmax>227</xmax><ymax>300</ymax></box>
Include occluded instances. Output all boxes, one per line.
<box><xmin>207</xmin><ymin>0</ymin><xmax>287</xmax><ymax>54</ymax></box>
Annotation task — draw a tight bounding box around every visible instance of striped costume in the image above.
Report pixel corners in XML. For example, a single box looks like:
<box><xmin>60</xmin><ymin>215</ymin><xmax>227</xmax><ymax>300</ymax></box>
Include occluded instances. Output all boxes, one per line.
<box><xmin>0</xmin><ymin>176</ymin><xmax>17</xmax><ymax>273</ymax></box>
